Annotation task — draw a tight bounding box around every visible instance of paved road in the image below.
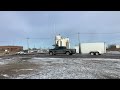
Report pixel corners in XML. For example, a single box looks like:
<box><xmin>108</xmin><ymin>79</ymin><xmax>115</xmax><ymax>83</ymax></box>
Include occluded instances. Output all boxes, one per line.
<box><xmin>5</xmin><ymin>53</ymin><xmax>120</xmax><ymax>59</ymax></box>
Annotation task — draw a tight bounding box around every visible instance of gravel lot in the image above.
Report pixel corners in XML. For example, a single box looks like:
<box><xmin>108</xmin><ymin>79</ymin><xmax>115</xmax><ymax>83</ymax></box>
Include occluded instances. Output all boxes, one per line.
<box><xmin>0</xmin><ymin>55</ymin><xmax>120</xmax><ymax>79</ymax></box>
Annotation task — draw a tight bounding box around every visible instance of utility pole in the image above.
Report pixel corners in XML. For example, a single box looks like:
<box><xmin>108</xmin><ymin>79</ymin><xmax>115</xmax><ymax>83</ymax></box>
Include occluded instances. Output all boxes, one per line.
<box><xmin>34</xmin><ymin>44</ymin><xmax>35</xmax><ymax>49</ymax></box>
<box><xmin>78</xmin><ymin>32</ymin><xmax>81</xmax><ymax>54</ymax></box>
<box><xmin>26</xmin><ymin>38</ymin><xmax>30</xmax><ymax>53</ymax></box>
<box><xmin>12</xmin><ymin>40</ymin><xmax>14</xmax><ymax>46</ymax></box>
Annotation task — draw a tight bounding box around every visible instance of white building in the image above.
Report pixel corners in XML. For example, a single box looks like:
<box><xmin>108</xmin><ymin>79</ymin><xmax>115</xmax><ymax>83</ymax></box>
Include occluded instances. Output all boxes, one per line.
<box><xmin>116</xmin><ymin>45</ymin><xmax>120</xmax><ymax>48</ymax></box>
<box><xmin>55</xmin><ymin>34</ymin><xmax>70</xmax><ymax>49</ymax></box>
<box><xmin>74</xmin><ymin>45</ymin><xmax>80</xmax><ymax>53</ymax></box>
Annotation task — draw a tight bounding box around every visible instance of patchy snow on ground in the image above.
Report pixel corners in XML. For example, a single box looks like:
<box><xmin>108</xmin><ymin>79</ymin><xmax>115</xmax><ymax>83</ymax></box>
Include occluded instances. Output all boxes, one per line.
<box><xmin>0</xmin><ymin>57</ymin><xmax>22</xmax><ymax>65</ymax></box>
<box><xmin>0</xmin><ymin>59</ymin><xmax>10</xmax><ymax>65</ymax></box>
<box><xmin>30</xmin><ymin>58</ymin><xmax>65</xmax><ymax>65</ymax></box>
<box><xmin>15</xmin><ymin>69</ymin><xmax>34</xmax><ymax>72</ymax></box>
<box><xmin>19</xmin><ymin>69</ymin><xmax>34</xmax><ymax>71</ymax></box>
<box><xmin>32</xmin><ymin>57</ymin><xmax>63</xmax><ymax>61</ymax></box>
<box><xmin>0</xmin><ymin>58</ymin><xmax>16</xmax><ymax>65</ymax></box>
<box><xmin>1</xmin><ymin>56</ymin><xmax>120</xmax><ymax>79</ymax></box>
<box><xmin>79</xmin><ymin>58</ymin><xmax>120</xmax><ymax>62</ymax></box>
<box><xmin>1</xmin><ymin>74</ymin><xmax>9</xmax><ymax>77</ymax></box>
<box><xmin>107</xmin><ymin>51</ymin><xmax>120</xmax><ymax>54</ymax></box>
<box><xmin>13</xmin><ymin>57</ymin><xmax>120</xmax><ymax>79</ymax></box>
<box><xmin>0</xmin><ymin>62</ymin><xmax>5</xmax><ymax>65</ymax></box>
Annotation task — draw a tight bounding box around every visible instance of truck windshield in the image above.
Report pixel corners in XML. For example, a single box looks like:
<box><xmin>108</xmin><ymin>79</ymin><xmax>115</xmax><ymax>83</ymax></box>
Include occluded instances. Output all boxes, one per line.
<box><xmin>59</xmin><ymin>47</ymin><xmax>66</xmax><ymax>49</ymax></box>
<box><xmin>54</xmin><ymin>47</ymin><xmax>66</xmax><ymax>49</ymax></box>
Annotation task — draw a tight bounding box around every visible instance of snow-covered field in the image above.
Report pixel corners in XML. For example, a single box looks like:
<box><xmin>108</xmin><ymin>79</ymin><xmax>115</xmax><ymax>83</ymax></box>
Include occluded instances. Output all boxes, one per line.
<box><xmin>0</xmin><ymin>58</ymin><xmax>17</xmax><ymax>65</ymax></box>
<box><xmin>16</xmin><ymin>58</ymin><xmax>120</xmax><ymax>79</ymax></box>
<box><xmin>1</xmin><ymin>57</ymin><xmax>120</xmax><ymax>79</ymax></box>
<box><xmin>107</xmin><ymin>51</ymin><xmax>120</xmax><ymax>54</ymax></box>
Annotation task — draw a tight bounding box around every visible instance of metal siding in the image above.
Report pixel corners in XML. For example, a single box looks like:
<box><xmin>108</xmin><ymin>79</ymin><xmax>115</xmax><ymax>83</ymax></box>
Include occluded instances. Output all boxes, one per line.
<box><xmin>80</xmin><ymin>42</ymin><xmax>106</xmax><ymax>54</ymax></box>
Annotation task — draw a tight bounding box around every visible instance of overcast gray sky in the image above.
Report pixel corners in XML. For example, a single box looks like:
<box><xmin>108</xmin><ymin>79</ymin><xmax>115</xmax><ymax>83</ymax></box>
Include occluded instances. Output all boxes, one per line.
<box><xmin>0</xmin><ymin>11</ymin><xmax>120</xmax><ymax>49</ymax></box>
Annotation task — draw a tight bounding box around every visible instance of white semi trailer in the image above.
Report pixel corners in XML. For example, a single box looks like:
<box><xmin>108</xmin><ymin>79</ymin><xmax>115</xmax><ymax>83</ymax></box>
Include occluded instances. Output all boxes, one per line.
<box><xmin>75</xmin><ymin>42</ymin><xmax>106</xmax><ymax>55</ymax></box>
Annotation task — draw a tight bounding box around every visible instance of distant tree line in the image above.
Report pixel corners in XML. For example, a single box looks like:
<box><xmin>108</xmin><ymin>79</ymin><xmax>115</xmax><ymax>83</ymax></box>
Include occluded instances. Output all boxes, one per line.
<box><xmin>107</xmin><ymin>44</ymin><xmax>120</xmax><ymax>51</ymax></box>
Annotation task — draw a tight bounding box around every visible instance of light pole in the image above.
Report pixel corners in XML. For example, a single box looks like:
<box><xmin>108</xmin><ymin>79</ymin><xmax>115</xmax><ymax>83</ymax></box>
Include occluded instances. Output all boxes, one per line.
<box><xmin>26</xmin><ymin>38</ymin><xmax>30</xmax><ymax>53</ymax></box>
<box><xmin>78</xmin><ymin>32</ymin><xmax>81</xmax><ymax>54</ymax></box>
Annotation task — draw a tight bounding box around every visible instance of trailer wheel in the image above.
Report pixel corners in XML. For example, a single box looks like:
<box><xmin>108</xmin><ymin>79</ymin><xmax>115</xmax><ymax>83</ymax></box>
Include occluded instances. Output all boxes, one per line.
<box><xmin>66</xmin><ymin>52</ymin><xmax>70</xmax><ymax>55</ymax></box>
<box><xmin>90</xmin><ymin>52</ymin><xmax>94</xmax><ymax>55</ymax></box>
<box><xmin>49</xmin><ymin>52</ymin><xmax>53</xmax><ymax>55</ymax></box>
<box><xmin>95</xmin><ymin>52</ymin><xmax>99</xmax><ymax>55</ymax></box>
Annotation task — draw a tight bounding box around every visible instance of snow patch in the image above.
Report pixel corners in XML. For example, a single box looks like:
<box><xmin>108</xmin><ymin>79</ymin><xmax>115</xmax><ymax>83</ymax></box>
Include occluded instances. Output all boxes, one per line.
<box><xmin>1</xmin><ymin>74</ymin><xmax>9</xmax><ymax>77</ymax></box>
<box><xmin>5</xmin><ymin>58</ymin><xmax>13</xmax><ymax>60</ymax></box>
<box><xmin>79</xmin><ymin>58</ymin><xmax>120</xmax><ymax>62</ymax></box>
<box><xmin>14</xmin><ymin>69</ymin><xmax>34</xmax><ymax>72</ymax></box>
<box><xmin>107</xmin><ymin>51</ymin><xmax>120</xmax><ymax>54</ymax></box>
<box><xmin>19</xmin><ymin>69</ymin><xmax>33</xmax><ymax>71</ymax></box>
<box><xmin>0</xmin><ymin>62</ymin><xmax>5</xmax><ymax>65</ymax></box>
<box><xmin>19</xmin><ymin>74</ymin><xmax>27</xmax><ymax>77</ymax></box>
<box><xmin>4</xmin><ymin>57</ymin><xmax>120</xmax><ymax>79</ymax></box>
<box><xmin>32</xmin><ymin>57</ymin><xmax>62</xmax><ymax>60</ymax></box>
<box><xmin>32</xmin><ymin>58</ymin><xmax>48</xmax><ymax>60</ymax></box>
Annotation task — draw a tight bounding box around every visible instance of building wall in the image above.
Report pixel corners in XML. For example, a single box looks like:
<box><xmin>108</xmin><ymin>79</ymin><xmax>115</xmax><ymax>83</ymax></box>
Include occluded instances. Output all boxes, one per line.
<box><xmin>116</xmin><ymin>45</ymin><xmax>120</xmax><ymax>48</ymax></box>
<box><xmin>55</xmin><ymin>35</ymin><xmax>70</xmax><ymax>48</ymax></box>
<box><xmin>74</xmin><ymin>46</ymin><xmax>79</xmax><ymax>53</ymax></box>
<box><xmin>0</xmin><ymin>46</ymin><xmax>23</xmax><ymax>53</ymax></box>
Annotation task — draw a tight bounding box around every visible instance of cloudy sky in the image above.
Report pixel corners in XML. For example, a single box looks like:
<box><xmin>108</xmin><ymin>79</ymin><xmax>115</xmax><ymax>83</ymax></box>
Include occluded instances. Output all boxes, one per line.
<box><xmin>0</xmin><ymin>11</ymin><xmax>120</xmax><ymax>49</ymax></box>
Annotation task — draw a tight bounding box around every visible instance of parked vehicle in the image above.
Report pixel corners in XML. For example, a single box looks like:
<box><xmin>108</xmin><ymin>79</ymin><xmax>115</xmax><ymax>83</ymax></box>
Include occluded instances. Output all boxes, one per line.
<box><xmin>75</xmin><ymin>42</ymin><xmax>106</xmax><ymax>55</ymax></box>
<box><xmin>49</xmin><ymin>46</ymin><xmax>76</xmax><ymax>55</ymax></box>
<box><xmin>16</xmin><ymin>51</ymin><xmax>27</xmax><ymax>55</ymax></box>
<box><xmin>4</xmin><ymin>50</ymin><xmax>9</xmax><ymax>54</ymax></box>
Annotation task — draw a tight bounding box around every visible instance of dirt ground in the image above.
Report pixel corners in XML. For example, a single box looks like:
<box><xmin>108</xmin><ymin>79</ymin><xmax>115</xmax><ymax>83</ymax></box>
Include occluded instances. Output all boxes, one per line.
<box><xmin>0</xmin><ymin>54</ymin><xmax>120</xmax><ymax>79</ymax></box>
<box><xmin>0</xmin><ymin>57</ymin><xmax>40</xmax><ymax>79</ymax></box>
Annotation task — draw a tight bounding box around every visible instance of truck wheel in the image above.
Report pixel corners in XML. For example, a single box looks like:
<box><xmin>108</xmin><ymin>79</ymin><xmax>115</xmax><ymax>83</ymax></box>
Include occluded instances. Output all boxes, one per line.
<box><xmin>49</xmin><ymin>52</ymin><xmax>53</xmax><ymax>55</ymax></box>
<box><xmin>95</xmin><ymin>52</ymin><xmax>99</xmax><ymax>55</ymax></box>
<box><xmin>66</xmin><ymin>52</ymin><xmax>70</xmax><ymax>55</ymax></box>
<box><xmin>90</xmin><ymin>52</ymin><xmax>94</xmax><ymax>55</ymax></box>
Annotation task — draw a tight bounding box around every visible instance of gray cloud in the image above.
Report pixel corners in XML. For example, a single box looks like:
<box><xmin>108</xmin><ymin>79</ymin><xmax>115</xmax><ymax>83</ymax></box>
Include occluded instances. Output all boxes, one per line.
<box><xmin>0</xmin><ymin>11</ymin><xmax>120</xmax><ymax>48</ymax></box>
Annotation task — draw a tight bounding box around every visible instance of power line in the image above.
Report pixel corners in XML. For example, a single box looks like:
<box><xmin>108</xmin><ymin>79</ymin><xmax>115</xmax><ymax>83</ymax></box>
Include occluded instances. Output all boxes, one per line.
<box><xmin>0</xmin><ymin>41</ymin><xmax>11</xmax><ymax>42</ymax></box>
<box><xmin>78</xmin><ymin>32</ymin><xmax>120</xmax><ymax>34</ymax></box>
<box><xmin>29</xmin><ymin>38</ymin><xmax>52</xmax><ymax>39</ymax></box>
<box><xmin>66</xmin><ymin>32</ymin><xmax>120</xmax><ymax>37</ymax></box>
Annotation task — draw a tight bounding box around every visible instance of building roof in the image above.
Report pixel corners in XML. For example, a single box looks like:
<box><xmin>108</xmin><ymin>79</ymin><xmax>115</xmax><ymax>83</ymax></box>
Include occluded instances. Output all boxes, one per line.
<box><xmin>0</xmin><ymin>46</ymin><xmax>23</xmax><ymax>48</ymax></box>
